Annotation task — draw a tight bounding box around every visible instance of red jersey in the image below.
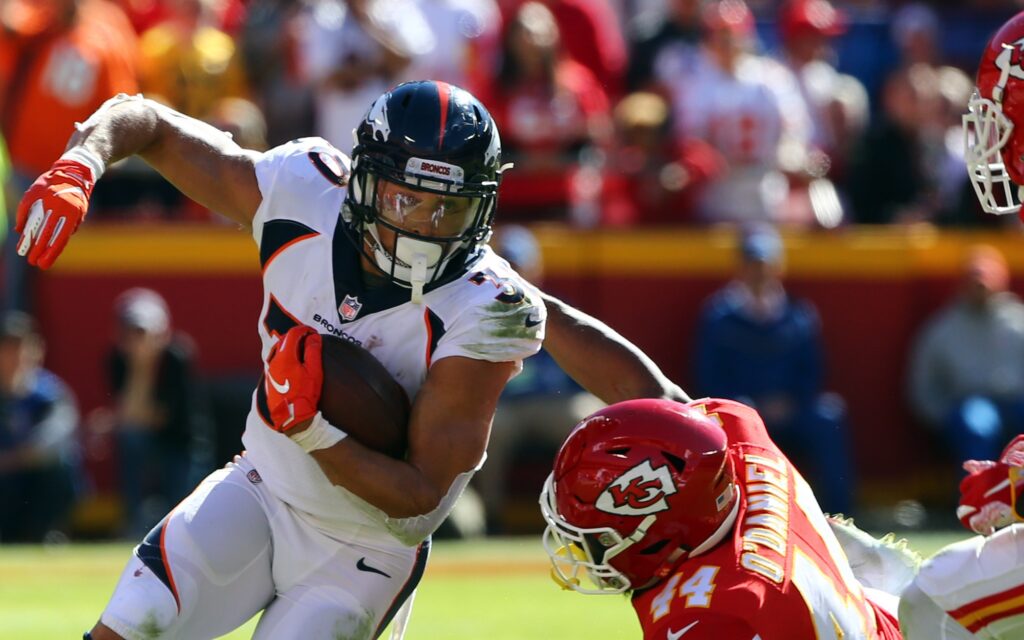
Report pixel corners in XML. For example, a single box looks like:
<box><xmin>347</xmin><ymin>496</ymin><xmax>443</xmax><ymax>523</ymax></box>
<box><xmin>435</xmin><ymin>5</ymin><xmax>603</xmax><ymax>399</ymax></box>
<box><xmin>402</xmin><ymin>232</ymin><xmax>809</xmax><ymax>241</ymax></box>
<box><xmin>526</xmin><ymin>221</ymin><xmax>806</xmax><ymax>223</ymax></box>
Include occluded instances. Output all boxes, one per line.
<box><xmin>632</xmin><ymin>399</ymin><xmax>902</xmax><ymax>640</ymax></box>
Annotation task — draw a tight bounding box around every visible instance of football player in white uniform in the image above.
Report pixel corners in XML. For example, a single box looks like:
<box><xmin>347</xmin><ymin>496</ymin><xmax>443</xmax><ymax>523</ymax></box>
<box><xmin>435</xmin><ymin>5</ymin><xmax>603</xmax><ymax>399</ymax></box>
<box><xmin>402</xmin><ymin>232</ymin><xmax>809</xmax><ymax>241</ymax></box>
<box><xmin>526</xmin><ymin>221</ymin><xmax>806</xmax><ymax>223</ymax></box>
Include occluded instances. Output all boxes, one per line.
<box><xmin>15</xmin><ymin>81</ymin><xmax>688</xmax><ymax>640</ymax></box>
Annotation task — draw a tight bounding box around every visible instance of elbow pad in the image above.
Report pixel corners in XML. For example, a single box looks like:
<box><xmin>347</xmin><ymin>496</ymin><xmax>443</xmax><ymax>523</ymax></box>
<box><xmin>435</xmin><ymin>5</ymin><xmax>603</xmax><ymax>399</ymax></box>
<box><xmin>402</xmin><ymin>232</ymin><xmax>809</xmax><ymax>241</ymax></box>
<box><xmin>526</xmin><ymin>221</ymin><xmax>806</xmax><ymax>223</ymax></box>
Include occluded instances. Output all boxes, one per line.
<box><xmin>384</xmin><ymin>465</ymin><xmax>479</xmax><ymax>547</ymax></box>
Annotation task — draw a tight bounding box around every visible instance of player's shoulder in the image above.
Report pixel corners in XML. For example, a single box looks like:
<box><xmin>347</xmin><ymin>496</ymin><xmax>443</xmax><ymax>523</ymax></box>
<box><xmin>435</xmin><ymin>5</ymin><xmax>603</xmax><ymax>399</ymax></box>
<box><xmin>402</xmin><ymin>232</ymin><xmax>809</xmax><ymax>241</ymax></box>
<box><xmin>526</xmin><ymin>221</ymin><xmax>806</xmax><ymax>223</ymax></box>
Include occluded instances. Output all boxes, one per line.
<box><xmin>433</xmin><ymin>248</ymin><xmax>543</xmax><ymax>316</ymax></box>
<box><xmin>425</xmin><ymin>248</ymin><xmax>546</xmax><ymax>362</ymax></box>
<box><xmin>688</xmin><ymin>398</ymin><xmax>775</xmax><ymax>451</ymax></box>
<box><xmin>252</xmin><ymin>137</ymin><xmax>350</xmax><ymax>242</ymax></box>
<box><xmin>256</xmin><ymin>137</ymin><xmax>350</xmax><ymax>188</ymax></box>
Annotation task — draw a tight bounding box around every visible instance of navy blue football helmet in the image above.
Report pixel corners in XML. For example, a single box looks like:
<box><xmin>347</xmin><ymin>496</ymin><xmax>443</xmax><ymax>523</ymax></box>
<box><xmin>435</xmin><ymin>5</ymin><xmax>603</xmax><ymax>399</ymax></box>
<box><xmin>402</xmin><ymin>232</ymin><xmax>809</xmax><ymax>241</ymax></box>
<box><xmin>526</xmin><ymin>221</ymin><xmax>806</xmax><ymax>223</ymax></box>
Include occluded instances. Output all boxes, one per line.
<box><xmin>344</xmin><ymin>81</ymin><xmax>506</xmax><ymax>298</ymax></box>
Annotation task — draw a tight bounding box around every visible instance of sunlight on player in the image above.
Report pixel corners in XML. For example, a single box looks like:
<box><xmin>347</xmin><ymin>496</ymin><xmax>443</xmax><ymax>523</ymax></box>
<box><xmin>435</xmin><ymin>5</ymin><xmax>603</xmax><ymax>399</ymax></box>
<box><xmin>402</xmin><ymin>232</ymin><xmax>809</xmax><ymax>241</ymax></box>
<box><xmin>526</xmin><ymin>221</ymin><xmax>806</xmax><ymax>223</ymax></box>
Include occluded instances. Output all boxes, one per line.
<box><xmin>540</xmin><ymin>397</ymin><xmax>904</xmax><ymax>639</ymax></box>
<box><xmin>15</xmin><ymin>77</ymin><xmax>690</xmax><ymax>640</ymax></box>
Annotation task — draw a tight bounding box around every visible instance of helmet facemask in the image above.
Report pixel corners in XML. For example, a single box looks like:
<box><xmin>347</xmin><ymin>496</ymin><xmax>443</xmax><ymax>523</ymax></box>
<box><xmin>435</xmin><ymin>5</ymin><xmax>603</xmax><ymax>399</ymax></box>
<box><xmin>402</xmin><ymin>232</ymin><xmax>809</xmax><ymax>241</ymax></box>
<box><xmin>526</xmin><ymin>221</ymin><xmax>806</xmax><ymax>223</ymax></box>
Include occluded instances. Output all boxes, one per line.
<box><xmin>345</xmin><ymin>153</ymin><xmax>497</xmax><ymax>302</ymax></box>
<box><xmin>964</xmin><ymin>89</ymin><xmax>1022</xmax><ymax>215</ymax></box>
<box><xmin>540</xmin><ymin>474</ymin><xmax>657</xmax><ymax>595</ymax></box>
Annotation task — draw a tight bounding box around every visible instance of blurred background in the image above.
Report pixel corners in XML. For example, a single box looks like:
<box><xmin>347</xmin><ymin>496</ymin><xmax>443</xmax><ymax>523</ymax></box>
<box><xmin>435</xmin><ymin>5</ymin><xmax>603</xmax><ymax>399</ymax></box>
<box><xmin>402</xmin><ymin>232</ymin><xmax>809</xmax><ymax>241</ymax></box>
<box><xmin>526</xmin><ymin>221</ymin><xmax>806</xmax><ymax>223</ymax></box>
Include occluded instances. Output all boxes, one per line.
<box><xmin>1</xmin><ymin>0</ymin><xmax>1023</xmax><ymax>545</ymax></box>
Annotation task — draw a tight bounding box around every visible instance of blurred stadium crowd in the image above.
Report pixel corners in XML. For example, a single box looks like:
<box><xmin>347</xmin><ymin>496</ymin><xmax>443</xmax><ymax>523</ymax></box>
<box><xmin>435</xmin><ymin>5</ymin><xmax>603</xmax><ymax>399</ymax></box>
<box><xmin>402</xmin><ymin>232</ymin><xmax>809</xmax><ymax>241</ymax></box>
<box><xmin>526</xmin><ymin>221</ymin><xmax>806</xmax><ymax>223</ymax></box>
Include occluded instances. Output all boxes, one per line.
<box><xmin>2</xmin><ymin>0</ymin><xmax>1024</xmax><ymax>543</ymax></box>
<box><xmin>3</xmin><ymin>0</ymin><xmax>1023</xmax><ymax>228</ymax></box>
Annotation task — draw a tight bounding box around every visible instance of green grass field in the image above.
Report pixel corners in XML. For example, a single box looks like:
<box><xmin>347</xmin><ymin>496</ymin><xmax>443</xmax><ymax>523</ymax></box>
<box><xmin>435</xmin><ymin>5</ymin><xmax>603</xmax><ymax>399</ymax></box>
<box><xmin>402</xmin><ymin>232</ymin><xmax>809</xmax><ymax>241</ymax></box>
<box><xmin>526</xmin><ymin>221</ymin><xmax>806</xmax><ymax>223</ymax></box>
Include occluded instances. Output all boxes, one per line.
<box><xmin>1</xmin><ymin>533</ymin><xmax>965</xmax><ymax>639</ymax></box>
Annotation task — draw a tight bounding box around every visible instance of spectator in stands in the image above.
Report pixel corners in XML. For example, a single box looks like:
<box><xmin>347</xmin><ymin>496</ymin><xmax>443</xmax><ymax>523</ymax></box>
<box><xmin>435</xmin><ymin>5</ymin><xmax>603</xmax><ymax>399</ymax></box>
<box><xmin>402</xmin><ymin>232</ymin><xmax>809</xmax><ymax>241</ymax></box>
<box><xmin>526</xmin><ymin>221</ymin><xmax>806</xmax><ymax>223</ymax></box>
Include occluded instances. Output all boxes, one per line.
<box><xmin>0</xmin><ymin>0</ymin><xmax>138</xmax><ymax>182</ymax></box>
<box><xmin>908</xmin><ymin>245</ymin><xmax>1024</xmax><ymax>463</ymax></box>
<box><xmin>626</xmin><ymin>0</ymin><xmax>704</xmax><ymax>93</ymax></box>
<box><xmin>537</xmin><ymin>0</ymin><xmax>627</xmax><ymax>100</ymax></box>
<box><xmin>136</xmin><ymin>0</ymin><xmax>249</xmax><ymax>121</ymax></box>
<box><xmin>412</xmin><ymin>0</ymin><xmax>501</xmax><ymax>93</ymax></box>
<box><xmin>296</xmin><ymin>0</ymin><xmax>433</xmax><ymax>151</ymax></box>
<box><xmin>473</xmin><ymin>225</ymin><xmax>603</xmax><ymax>532</ymax></box>
<box><xmin>0</xmin><ymin>311</ymin><xmax>80</xmax><ymax>542</ymax></box>
<box><xmin>891</xmin><ymin>2</ymin><xmax>941</xmax><ymax>70</ymax></box>
<box><xmin>693</xmin><ymin>223</ymin><xmax>853</xmax><ymax>513</ymax></box>
<box><xmin>775</xmin><ymin>0</ymin><xmax>867</xmax><ymax>180</ymax></box>
<box><xmin>240</xmin><ymin>0</ymin><xmax>315</xmax><ymax>146</ymax></box>
<box><xmin>599</xmin><ymin>91</ymin><xmax>723</xmax><ymax>226</ymax></box>
<box><xmin>108</xmin><ymin>288</ymin><xmax>202</xmax><ymax>536</ymax></box>
<box><xmin>482</xmin><ymin>1</ymin><xmax>611</xmax><ymax>224</ymax></box>
<box><xmin>661</xmin><ymin>0</ymin><xmax>812</xmax><ymax>224</ymax></box>
<box><xmin>0</xmin><ymin>0</ymin><xmax>138</xmax><ymax>309</ymax></box>
<box><xmin>846</xmin><ymin>63</ymin><xmax>941</xmax><ymax>225</ymax></box>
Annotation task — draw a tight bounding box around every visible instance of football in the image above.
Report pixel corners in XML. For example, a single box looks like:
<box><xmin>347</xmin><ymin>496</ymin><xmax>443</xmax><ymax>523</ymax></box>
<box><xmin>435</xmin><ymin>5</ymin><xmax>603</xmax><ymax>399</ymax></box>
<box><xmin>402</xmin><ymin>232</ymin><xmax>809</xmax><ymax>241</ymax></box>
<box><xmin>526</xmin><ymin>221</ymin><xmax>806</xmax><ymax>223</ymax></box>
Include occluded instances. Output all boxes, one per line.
<box><xmin>318</xmin><ymin>334</ymin><xmax>410</xmax><ymax>458</ymax></box>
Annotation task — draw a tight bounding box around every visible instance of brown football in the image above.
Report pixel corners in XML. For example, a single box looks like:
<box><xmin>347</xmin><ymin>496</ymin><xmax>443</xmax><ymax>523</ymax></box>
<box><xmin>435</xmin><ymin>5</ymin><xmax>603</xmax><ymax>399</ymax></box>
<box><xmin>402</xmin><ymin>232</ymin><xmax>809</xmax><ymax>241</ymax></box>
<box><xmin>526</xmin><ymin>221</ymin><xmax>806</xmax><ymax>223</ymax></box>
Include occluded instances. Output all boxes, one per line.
<box><xmin>318</xmin><ymin>334</ymin><xmax>410</xmax><ymax>458</ymax></box>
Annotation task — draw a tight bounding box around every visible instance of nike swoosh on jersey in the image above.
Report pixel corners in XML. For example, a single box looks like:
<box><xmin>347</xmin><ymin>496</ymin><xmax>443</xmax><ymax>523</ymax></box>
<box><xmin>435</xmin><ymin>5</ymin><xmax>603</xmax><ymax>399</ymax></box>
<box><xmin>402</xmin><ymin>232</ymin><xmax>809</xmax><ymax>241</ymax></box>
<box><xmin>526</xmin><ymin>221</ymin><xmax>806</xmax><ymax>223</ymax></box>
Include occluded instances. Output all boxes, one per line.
<box><xmin>524</xmin><ymin>310</ymin><xmax>542</xmax><ymax>328</ymax></box>
<box><xmin>356</xmin><ymin>557</ymin><xmax>391</xmax><ymax>578</ymax></box>
<box><xmin>667</xmin><ymin>621</ymin><xmax>699</xmax><ymax>640</ymax></box>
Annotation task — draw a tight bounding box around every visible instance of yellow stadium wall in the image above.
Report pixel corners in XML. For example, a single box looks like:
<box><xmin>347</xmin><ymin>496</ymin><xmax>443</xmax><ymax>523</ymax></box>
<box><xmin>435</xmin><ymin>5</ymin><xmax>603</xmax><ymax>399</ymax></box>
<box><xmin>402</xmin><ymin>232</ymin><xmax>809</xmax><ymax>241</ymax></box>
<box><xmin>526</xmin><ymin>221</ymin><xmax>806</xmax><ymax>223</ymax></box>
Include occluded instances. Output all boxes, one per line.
<box><xmin>36</xmin><ymin>224</ymin><xmax>1024</xmax><ymax>505</ymax></box>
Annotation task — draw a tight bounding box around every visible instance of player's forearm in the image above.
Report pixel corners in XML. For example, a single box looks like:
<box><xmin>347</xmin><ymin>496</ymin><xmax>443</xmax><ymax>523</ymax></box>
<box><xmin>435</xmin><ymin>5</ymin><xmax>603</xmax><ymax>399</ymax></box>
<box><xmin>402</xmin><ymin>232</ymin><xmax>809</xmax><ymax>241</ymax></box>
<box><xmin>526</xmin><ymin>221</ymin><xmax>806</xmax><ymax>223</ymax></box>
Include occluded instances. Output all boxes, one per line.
<box><xmin>310</xmin><ymin>438</ymin><xmax>444</xmax><ymax>518</ymax></box>
<box><xmin>541</xmin><ymin>292</ymin><xmax>692</xmax><ymax>404</ymax></box>
<box><xmin>62</xmin><ymin>95</ymin><xmax>260</xmax><ymax>224</ymax></box>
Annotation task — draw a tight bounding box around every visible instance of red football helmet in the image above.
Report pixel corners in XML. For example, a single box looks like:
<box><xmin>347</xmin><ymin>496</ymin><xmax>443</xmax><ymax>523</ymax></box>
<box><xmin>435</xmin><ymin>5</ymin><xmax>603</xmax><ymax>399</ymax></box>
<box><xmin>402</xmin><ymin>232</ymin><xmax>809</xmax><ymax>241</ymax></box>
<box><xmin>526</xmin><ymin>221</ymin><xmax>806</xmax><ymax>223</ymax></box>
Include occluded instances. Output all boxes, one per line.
<box><xmin>965</xmin><ymin>11</ymin><xmax>1024</xmax><ymax>216</ymax></box>
<box><xmin>540</xmin><ymin>399</ymin><xmax>738</xmax><ymax>595</ymax></box>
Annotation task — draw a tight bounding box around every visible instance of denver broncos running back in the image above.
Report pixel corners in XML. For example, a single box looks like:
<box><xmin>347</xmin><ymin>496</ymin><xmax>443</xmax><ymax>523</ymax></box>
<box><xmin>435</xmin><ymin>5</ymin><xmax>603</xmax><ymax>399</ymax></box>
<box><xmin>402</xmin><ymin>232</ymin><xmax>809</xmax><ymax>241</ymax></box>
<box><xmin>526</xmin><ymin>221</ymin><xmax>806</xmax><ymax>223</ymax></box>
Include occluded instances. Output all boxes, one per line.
<box><xmin>15</xmin><ymin>81</ymin><xmax>550</xmax><ymax>640</ymax></box>
<box><xmin>540</xmin><ymin>398</ymin><xmax>902</xmax><ymax>639</ymax></box>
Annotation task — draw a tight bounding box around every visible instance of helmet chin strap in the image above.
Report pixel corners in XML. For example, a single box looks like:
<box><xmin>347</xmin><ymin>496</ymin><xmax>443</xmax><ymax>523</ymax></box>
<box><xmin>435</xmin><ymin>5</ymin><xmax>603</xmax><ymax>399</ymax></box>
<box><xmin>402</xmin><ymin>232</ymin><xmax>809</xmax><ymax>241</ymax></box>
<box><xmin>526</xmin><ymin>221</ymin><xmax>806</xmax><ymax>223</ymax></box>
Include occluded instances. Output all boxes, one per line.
<box><xmin>365</xmin><ymin>223</ymin><xmax>446</xmax><ymax>303</ymax></box>
<box><xmin>409</xmin><ymin>251</ymin><xmax>430</xmax><ymax>303</ymax></box>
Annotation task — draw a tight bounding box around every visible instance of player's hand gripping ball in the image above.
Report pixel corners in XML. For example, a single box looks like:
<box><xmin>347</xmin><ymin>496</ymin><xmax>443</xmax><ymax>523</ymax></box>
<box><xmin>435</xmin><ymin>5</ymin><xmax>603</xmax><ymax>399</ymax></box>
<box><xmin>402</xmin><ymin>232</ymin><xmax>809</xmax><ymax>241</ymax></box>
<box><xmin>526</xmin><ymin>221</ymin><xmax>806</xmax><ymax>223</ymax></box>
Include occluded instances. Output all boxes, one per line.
<box><xmin>264</xmin><ymin>326</ymin><xmax>323</xmax><ymax>431</ymax></box>
<box><xmin>16</xmin><ymin>159</ymin><xmax>95</xmax><ymax>269</ymax></box>
<box><xmin>264</xmin><ymin>327</ymin><xmax>410</xmax><ymax>457</ymax></box>
<box><xmin>957</xmin><ymin>435</ymin><xmax>1024</xmax><ymax>535</ymax></box>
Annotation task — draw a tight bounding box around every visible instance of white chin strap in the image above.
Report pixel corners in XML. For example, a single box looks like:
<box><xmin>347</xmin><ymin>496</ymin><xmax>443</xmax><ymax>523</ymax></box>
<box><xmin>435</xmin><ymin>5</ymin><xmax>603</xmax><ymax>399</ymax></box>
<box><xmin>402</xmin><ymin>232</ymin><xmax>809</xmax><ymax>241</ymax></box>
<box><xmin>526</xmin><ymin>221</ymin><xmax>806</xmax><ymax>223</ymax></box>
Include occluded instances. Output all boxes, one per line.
<box><xmin>367</xmin><ymin>224</ymin><xmax>446</xmax><ymax>303</ymax></box>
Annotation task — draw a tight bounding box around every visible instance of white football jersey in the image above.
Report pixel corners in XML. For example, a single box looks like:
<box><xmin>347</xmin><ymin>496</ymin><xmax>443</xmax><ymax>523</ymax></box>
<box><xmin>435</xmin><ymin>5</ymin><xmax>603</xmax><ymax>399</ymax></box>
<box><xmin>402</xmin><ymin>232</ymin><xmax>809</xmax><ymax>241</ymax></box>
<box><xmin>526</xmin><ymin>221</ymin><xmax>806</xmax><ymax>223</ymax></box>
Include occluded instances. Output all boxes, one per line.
<box><xmin>241</xmin><ymin>137</ymin><xmax>545</xmax><ymax>537</ymax></box>
<box><xmin>901</xmin><ymin>524</ymin><xmax>1024</xmax><ymax>640</ymax></box>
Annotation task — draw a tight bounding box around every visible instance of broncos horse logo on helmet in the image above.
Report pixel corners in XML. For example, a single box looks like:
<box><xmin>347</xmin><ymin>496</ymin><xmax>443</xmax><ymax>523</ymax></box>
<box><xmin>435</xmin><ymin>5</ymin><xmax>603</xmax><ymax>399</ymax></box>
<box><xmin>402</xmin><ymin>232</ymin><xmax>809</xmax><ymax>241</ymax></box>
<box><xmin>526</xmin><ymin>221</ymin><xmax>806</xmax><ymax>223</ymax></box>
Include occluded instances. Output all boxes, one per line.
<box><xmin>344</xmin><ymin>80</ymin><xmax>508</xmax><ymax>302</ymax></box>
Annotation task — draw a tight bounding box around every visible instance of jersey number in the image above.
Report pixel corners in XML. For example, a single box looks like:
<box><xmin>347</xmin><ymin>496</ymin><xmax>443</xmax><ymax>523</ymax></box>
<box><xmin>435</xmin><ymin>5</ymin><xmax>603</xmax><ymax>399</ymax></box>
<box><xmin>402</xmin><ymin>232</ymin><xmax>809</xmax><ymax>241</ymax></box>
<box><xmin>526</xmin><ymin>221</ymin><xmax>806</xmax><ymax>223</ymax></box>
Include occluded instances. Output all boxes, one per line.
<box><xmin>469</xmin><ymin>268</ymin><xmax>525</xmax><ymax>304</ymax></box>
<box><xmin>649</xmin><ymin>566</ymin><xmax>720</xmax><ymax>622</ymax></box>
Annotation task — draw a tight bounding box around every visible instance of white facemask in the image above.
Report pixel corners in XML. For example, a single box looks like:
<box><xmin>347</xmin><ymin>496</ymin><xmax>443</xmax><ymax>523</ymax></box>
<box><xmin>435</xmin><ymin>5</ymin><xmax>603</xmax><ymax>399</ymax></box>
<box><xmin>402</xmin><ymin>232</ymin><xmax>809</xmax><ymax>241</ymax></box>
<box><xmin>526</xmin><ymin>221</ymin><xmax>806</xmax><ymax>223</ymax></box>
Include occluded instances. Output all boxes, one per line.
<box><xmin>365</xmin><ymin>223</ymin><xmax>453</xmax><ymax>303</ymax></box>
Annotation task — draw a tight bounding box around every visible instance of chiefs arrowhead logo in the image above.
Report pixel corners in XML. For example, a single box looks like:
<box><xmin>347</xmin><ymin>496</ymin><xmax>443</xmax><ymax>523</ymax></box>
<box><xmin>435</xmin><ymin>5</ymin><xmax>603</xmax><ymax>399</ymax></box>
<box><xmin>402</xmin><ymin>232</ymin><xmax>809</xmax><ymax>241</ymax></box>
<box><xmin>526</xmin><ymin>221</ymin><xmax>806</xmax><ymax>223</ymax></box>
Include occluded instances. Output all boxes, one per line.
<box><xmin>596</xmin><ymin>460</ymin><xmax>677</xmax><ymax>516</ymax></box>
<box><xmin>994</xmin><ymin>37</ymin><xmax>1024</xmax><ymax>81</ymax></box>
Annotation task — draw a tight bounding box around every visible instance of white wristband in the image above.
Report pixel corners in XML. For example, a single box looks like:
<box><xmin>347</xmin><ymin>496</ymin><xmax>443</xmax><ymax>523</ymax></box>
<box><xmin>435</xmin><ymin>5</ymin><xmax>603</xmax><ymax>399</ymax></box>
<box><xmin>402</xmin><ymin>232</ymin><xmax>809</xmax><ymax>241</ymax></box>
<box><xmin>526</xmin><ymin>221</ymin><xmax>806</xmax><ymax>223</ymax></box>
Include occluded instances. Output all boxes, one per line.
<box><xmin>60</xmin><ymin>147</ymin><xmax>105</xmax><ymax>182</ymax></box>
<box><xmin>289</xmin><ymin>412</ymin><xmax>347</xmax><ymax>453</ymax></box>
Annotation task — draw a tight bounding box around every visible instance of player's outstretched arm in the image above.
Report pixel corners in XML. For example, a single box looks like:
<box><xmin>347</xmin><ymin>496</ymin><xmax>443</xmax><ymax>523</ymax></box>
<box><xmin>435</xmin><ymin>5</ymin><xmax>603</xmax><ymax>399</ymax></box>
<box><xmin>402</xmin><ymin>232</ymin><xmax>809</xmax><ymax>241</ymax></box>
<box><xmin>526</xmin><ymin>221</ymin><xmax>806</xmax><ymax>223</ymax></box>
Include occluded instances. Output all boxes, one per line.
<box><xmin>16</xmin><ymin>94</ymin><xmax>262</xmax><ymax>268</ymax></box>
<box><xmin>540</xmin><ymin>291</ymin><xmax>691</xmax><ymax>404</ymax></box>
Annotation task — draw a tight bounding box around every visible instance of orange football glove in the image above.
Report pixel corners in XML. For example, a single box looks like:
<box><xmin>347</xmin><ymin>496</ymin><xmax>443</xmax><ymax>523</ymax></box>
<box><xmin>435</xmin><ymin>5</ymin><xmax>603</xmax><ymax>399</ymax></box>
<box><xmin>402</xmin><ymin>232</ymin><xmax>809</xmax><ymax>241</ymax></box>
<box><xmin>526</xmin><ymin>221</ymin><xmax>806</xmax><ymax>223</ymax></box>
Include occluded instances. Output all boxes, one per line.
<box><xmin>15</xmin><ymin>159</ymin><xmax>95</xmax><ymax>270</ymax></box>
<box><xmin>264</xmin><ymin>326</ymin><xmax>323</xmax><ymax>432</ymax></box>
<box><xmin>957</xmin><ymin>435</ymin><xmax>1024</xmax><ymax>535</ymax></box>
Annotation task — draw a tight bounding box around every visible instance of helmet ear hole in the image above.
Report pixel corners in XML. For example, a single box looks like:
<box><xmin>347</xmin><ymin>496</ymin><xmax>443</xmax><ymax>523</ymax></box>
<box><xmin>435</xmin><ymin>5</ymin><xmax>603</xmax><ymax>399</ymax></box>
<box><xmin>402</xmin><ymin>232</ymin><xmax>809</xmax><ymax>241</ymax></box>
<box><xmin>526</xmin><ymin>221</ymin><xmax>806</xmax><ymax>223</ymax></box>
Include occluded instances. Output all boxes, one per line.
<box><xmin>607</xmin><ymin>447</ymin><xmax>630</xmax><ymax>458</ymax></box>
<box><xmin>663</xmin><ymin>452</ymin><xmax>687</xmax><ymax>473</ymax></box>
<box><xmin>638</xmin><ymin>539</ymin><xmax>670</xmax><ymax>555</ymax></box>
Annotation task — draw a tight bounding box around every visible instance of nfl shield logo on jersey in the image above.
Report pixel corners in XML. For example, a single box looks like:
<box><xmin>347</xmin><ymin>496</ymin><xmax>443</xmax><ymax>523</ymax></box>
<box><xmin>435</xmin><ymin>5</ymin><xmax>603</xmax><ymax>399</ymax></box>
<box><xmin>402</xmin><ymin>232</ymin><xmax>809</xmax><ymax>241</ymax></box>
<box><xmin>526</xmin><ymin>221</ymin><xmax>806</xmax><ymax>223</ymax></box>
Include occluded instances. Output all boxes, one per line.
<box><xmin>339</xmin><ymin>295</ymin><xmax>363</xmax><ymax>321</ymax></box>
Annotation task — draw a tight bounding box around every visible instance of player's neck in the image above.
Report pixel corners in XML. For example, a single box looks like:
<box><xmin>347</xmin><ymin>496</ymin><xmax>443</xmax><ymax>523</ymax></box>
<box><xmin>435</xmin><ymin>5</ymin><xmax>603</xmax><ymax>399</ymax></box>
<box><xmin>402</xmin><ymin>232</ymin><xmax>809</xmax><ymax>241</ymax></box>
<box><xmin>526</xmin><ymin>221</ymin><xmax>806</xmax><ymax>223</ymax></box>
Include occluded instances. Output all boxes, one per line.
<box><xmin>359</xmin><ymin>254</ymin><xmax>393</xmax><ymax>290</ymax></box>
